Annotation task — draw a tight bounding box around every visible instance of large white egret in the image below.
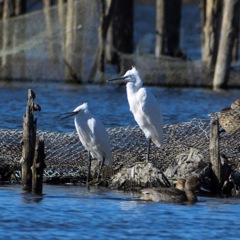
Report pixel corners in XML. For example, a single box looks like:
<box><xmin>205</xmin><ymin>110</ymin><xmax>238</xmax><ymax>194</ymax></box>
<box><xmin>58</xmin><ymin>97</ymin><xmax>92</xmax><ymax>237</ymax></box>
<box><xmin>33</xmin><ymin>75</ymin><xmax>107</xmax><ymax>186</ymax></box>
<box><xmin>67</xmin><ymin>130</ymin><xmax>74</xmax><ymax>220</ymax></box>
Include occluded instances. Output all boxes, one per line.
<box><xmin>108</xmin><ymin>67</ymin><xmax>163</xmax><ymax>162</ymax></box>
<box><xmin>62</xmin><ymin>102</ymin><xmax>112</xmax><ymax>186</ymax></box>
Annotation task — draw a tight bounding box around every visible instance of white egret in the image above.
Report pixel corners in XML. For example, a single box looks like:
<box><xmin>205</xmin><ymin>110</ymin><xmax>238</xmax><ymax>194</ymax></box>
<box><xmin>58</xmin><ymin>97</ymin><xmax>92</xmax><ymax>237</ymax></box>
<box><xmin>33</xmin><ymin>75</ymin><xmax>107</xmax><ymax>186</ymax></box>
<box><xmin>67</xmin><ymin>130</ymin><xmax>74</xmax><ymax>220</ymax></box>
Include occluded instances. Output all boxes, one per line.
<box><xmin>108</xmin><ymin>67</ymin><xmax>163</xmax><ymax>162</ymax></box>
<box><xmin>62</xmin><ymin>102</ymin><xmax>112</xmax><ymax>186</ymax></box>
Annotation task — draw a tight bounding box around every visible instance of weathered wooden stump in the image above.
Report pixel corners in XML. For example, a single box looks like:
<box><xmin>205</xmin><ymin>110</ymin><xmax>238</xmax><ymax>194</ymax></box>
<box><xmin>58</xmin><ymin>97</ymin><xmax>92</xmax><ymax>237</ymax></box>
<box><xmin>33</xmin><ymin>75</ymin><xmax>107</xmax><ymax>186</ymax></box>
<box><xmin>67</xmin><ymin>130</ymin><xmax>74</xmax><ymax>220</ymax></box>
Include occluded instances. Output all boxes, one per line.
<box><xmin>31</xmin><ymin>137</ymin><xmax>46</xmax><ymax>194</ymax></box>
<box><xmin>209</xmin><ymin>118</ymin><xmax>221</xmax><ymax>194</ymax></box>
<box><xmin>20</xmin><ymin>89</ymin><xmax>45</xmax><ymax>194</ymax></box>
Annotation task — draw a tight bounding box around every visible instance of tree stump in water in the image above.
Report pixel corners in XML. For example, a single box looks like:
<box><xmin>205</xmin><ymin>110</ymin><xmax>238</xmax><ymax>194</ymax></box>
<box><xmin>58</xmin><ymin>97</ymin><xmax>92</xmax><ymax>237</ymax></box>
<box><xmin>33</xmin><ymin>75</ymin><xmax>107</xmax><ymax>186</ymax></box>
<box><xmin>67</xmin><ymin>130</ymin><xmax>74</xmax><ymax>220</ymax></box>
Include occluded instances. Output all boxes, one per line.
<box><xmin>31</xmin><ymin>137</ymin><xmax>46</xmax><ymax>194</ymax></box>
<box><xmin>20</xmin><ymin>89</ymin><xmax>44</xmax><ymax>193</ymax></box>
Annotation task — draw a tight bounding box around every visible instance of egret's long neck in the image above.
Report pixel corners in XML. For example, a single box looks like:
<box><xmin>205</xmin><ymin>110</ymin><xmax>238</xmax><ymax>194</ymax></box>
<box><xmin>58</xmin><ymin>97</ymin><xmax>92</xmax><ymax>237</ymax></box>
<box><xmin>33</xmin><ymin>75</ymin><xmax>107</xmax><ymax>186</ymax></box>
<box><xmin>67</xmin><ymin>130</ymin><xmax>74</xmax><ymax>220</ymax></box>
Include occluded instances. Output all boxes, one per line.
<box><xmin>126</xmin><ymin>82</ymin><xmax>140</xmax><ymax>114</ymax></box>
<box><xmin>74</xmin><ymin>110</ymin><xmax>90</xmax><ymax>126</ymax></box>
<box><xmin>126</xmin><ymin>75</ymin><xmax>142</xmax><ymax>94</ymax></box>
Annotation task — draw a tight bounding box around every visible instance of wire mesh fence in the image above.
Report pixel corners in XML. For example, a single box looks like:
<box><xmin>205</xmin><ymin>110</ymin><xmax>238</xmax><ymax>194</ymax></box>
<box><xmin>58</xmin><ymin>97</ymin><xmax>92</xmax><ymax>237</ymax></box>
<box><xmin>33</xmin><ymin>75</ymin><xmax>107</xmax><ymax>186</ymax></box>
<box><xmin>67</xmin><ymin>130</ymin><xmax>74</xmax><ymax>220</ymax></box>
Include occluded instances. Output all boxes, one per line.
<box><xmin>0</xmin><ymin>1</ymin><xmax>240</xmax><ymax>86</ymax></box>
<box><xmin>0</xmin><ymin>1</ymin><xmax>239</xmax><ymax>183</ymax></box>
<box><xmin>0</xmin><ymin>0</ymin><xmax>98</xmax><ymax>83</ymax></box>
<box><xmin>0</xmin><ymin>118</ymin><xmax>239</xmax><ymax>182</ymax></box>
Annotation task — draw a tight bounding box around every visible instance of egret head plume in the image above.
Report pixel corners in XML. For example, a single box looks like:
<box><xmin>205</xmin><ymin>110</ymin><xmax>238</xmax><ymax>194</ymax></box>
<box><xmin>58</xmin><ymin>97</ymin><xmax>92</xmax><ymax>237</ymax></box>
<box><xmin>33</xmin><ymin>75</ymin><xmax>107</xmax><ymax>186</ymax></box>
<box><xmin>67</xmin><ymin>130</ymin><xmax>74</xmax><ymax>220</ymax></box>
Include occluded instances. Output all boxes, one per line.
<box><xmin>73</xmin><ymin>102</ymin><xmax>88</xmax><ymax>113</ymax></box>
<box><xmin>61</xmin><ymin>102</ymin><xmax>88</xmax><ymax>120</ymax></box>
<box><xmin>107</xmin><ymin>67</ymin><xmax>141</xmax><ymax>85</ymax></box>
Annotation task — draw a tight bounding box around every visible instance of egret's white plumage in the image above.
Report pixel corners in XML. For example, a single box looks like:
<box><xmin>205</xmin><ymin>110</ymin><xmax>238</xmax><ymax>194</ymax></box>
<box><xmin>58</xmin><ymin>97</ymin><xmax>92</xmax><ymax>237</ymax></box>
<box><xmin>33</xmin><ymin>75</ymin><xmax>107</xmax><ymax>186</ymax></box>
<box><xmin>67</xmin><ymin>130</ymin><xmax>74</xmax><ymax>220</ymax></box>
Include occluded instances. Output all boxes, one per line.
<box><xmin>62</xmin><ymin>102</ymin><xmax>112</xmax><ymax>185</ymax></box>
<box><xmin>73</xmin><ymin>103</ymin><xmax>112</xmax><ymax>166</ymax></box>
<box><xmin>108</xmin><ymin>67</ymin><xmax>163</xmax><ymax>161</ymax></box>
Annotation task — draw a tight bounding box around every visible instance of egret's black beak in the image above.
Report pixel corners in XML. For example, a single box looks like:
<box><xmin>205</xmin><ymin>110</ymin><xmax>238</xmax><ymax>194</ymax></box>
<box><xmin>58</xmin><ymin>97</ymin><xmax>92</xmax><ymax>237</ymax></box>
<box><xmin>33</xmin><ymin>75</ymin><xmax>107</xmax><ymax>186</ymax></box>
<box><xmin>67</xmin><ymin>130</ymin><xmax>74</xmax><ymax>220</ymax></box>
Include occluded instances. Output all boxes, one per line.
<box><xmin>61</xmin><ymin>111</ymin><xmax>77</xmax><ymax>120</ymax></box>
<box><xmin>107</xmin><ymin>75</ymin><xmax>128</xmax><ymax>83</ymax></box>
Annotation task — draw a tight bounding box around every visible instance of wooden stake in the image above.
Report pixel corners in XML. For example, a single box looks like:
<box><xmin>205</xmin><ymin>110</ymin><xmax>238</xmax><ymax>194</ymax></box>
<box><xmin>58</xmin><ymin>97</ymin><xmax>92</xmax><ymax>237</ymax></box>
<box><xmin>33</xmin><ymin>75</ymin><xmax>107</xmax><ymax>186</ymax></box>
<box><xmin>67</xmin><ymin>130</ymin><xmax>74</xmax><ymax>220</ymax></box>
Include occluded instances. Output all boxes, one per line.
<box><xmin>20</xmin><ymin>89</ymin><xmax>41</xmax><ymax>192</ymax></box>
<box><xmin>155</xmin><ymin>0</ymin><xmax>166</xmax><ymax>57</ymax></box>
<box><xmin>155</xmin><ymin>0</ymin><xmax>182</xmax><ymax>57</ymax></box>
<box><xmin>209</xmin><ymin>118</ymin><xmax>221</xmax><ymax>194</ymax></box>
<box><xmin>213</xmin><ymin>0</ymin><xmax>240</xmax><ymax>89</ymax></box>
<box><xmin>31</xmin><ymin>138</ymin><xmax>46</xmax><ymax>195</ymax></box>
<box><xmin>106</xmin><ymin>0</ymin><xmax>133</xmax><ymax>65</ymax></box>
<box><xmin>201</xmin><ymin>0</ymin><xmax>222</xmax><ymax>68</ymax></box>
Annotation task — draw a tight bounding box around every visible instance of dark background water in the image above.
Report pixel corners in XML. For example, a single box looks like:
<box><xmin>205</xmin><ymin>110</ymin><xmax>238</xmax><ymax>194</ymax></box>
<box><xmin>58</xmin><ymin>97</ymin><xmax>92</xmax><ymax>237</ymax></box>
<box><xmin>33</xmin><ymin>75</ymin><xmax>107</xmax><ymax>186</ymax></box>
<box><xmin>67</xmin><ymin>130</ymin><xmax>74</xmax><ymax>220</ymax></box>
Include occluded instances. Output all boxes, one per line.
<box><xmin>0</xmin><ymin>82</ymin><xmax>239</xmax><ymax>132</ymax></box>
<box><xmin>135</xmin><ymin>3</ymin><xmax>201</xmax><ymax>60</ymax></box>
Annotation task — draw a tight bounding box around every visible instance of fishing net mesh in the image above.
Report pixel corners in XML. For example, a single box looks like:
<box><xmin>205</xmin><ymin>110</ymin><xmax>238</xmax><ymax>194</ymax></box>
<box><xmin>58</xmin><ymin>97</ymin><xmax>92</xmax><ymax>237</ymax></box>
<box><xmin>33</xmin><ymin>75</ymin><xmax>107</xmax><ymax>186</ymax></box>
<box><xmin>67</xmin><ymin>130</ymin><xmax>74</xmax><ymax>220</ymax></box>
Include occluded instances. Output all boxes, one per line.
<box><xmin>0</xmin><ymin>1</ymin><xmax>240</xmax><ymax>86</ymax></box>
<box><xmin>0</xmin><ymin>118</ymin><xmax>239</xmax><ymax>181</ymax></box>
<box><xmin>0</xmin><ymin>1</ymin><xmax>239</xmax><ymax>181</ymax></box>
<box><xmin>0</xmin><ymin>0</ymin><xmax>99</xmax><ymax>83</ymax></box>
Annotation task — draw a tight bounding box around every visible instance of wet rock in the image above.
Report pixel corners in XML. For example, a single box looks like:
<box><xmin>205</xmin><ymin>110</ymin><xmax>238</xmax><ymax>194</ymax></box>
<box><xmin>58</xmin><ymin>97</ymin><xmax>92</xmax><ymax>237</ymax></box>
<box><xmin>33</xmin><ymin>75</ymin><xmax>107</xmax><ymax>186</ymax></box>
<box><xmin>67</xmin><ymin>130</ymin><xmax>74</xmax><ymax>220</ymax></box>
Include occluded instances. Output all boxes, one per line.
<box><xmin>164</xmin><ymin>147</ymin><xmax>210</xmax><ymax>179</ymax></box>
<box><xmin>218</xmin><ymin>99</ymin><xmax>240</xmax><ymax>134</ymax></box>
<box><xmin>222</xmin><ymin>172</ymin><xmax>240</xmax><ymax>197</ymax></box>
<box><xmin>109</xmin><ymin>162</ymin><xmax>170</xmax><ymax>191</ymax></box>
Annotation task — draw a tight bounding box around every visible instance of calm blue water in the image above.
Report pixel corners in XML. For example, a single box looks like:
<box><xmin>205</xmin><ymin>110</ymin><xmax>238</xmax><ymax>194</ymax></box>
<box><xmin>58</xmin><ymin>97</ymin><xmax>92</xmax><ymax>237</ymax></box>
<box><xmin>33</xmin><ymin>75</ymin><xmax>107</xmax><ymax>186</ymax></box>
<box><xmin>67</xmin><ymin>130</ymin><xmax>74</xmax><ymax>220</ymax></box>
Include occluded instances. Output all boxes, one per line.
<box><xmin>0</xmin><ymin>82</ymin><xmax>239</xmax><ymax>132</ymax></box>
<box><xmin>0</xmin><ymin>184</ymin><xmax>240</xmax><ymax>240</ymax></box>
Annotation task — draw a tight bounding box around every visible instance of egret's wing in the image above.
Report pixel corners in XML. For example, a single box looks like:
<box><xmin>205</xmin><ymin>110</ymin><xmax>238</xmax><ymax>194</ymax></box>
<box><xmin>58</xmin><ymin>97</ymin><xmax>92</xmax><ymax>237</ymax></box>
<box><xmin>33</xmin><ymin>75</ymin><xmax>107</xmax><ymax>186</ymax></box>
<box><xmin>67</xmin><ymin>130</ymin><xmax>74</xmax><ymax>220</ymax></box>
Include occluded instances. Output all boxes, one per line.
<box><xmin>137</xmin><ymin>88</ymin><xmax>164</xmax><ymax>143</ymax></box>
<box><xmin>88</xmin><ymin>117</ymin><xmax>112</xmax><ymax>165</ymax></box>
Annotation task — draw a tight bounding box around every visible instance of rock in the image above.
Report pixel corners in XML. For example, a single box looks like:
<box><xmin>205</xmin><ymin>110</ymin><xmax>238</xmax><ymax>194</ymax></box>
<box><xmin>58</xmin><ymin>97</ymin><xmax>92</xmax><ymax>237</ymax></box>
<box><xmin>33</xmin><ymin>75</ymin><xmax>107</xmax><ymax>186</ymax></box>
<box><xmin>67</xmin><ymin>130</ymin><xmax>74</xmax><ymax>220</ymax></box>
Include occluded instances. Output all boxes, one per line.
<box><xmin>218</xmin><ymin>99</ymin><xmax>240</xmax><ymax>134</ymax></box>
<box><xmin>109</xmin><ymin>162</ymin><xmax>170</xmax><ymax>191</ymax></box>
<box><xmin>164</xmin><ymin>147</ymin><xmax>210</xmax><ymax>179</ymax></box>
<box><xmin>222</xmin><ymin>172</ymin><xmax>240</xmax><ymax>197</ymax></box>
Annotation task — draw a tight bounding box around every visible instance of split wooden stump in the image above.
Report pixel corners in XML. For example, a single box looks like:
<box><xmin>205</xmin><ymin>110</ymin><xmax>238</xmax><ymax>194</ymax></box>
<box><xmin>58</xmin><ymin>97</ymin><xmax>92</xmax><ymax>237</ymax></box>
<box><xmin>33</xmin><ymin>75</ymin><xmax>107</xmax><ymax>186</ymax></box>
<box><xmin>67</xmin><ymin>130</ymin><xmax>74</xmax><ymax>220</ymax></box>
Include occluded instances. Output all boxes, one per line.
<box><xmin>20</xmin><ymin>89</ymin><xmax>46</xmax><ymax>194</ymax></box>
<box><xmin>209</xmin><ymin>117</ymin><xmax>232</xmax><ymax>196</ymax></box>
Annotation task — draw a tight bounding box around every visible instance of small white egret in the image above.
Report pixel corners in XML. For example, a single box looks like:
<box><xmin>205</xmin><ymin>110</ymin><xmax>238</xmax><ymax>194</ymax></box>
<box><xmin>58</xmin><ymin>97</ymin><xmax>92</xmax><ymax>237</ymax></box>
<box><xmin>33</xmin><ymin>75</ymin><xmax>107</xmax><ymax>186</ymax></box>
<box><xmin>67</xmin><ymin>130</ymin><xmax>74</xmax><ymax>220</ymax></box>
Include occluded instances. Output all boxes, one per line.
<box><xmin>108</xmin><ymin>67</ymin><xmax>163</xmax><ymax>162</ymax></box>
<box><xmin>62</xmin><ymin>102</ymin><xmax>112</xmax><ymax>186</ymax></box>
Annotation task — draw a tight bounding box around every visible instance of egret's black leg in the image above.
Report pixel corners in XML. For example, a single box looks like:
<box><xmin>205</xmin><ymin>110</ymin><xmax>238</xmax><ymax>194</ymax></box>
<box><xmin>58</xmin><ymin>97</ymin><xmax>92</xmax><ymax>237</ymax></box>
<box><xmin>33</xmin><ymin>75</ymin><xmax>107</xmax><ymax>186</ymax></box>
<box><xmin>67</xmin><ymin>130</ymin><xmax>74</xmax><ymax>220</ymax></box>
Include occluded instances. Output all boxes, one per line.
<box><xmin>134</xmin><ymin>139</ymin><xmax>151</xmax><ymax>165</ymax></box>
<box><xmin>87</xmin><ymin>151</ymin><xmax>91</xmax><ymax>188</ymax></box>
<box><xmin>147</xmin><ymin>139</ymin><xmax>151</xmax><ymax>163</ymax></box>
<box><xmin>97</xmin><ymin>157</ymin><xmax>105</xmax><ymax>179</ymax></box>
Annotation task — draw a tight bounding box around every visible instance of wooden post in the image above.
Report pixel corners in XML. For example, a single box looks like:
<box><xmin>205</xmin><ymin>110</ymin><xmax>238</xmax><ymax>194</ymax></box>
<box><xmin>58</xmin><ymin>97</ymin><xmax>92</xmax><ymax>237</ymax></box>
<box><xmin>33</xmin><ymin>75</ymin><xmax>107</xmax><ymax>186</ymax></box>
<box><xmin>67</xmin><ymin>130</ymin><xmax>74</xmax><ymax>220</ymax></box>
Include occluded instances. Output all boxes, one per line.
<box><xmin>165</xmin><ymin>0</ymin><xmax>182</xmax><ymax>56</ymax></box>
<box><xmin>43</xmin><ymin>0</ymin><xmax>58</xmax><ymax>63</ymax></box>
<box><xmin>64</xmin><ymin>0</ymin><xmax>82</xmax><ymax>83</ymax></box>
<box><xmin>2</xmin><ymin>0</ymin><xmax>12</xmax><ymax>19</ymax></box>
<box><xmin>232</xmin><ymin>0</ymin><xmax>240</xmax><ymax>61</ymax></box>
<box><xmin>201</xmin><ymin>0</ymin><xmax>222</xmax><ymax>68</ymax></box>
<box><xmin>155</xmin><ymin>0</ymin><xmax>166</xmax><ymax>57</ymax></box>
<box><xmin>64</xmin><ymin>0</ymin><xmax>74</xmax><ymax>82</ymax></box>
<box><xmin>106</xmin><ymin>0</ymin><xmax>133</xmax><ymax>65</ymax></box>
<box><xmin>88</xmin><ymin>0</ymin><xmax>113</xmax><ymax>83</ymax></box>
<box><xmin>20</xmin><ymin>89</ymin><xmax>41</xmax><ymax>192</ymax></box>
<box><xmin>1</xmin><ymin>0</ymin><xmax>12</xmax><ymax>80</ymax></box>
<box><xmin>155</xmin><ymin>0</ymin><xmax>182</xmax><ymax>57</ymax></box>
<box><xmin>98</xmin><ymin>0</ymin><xmax>109</xmax><ymax>73</ymax></box>
<box><xmin>31</xmin><ymin>138</ymin><xmax>46</xmax><ymax>195</ymax></box>
<box><xmin>213</xmin><ymin>0</ymin><xmax>240</xmax><ymax>89</ymax></box>
<box><xmin>14</xmin><ymin>0</ymin><xmax>27</xmax><ymax>16</ymax></box>
<box><xmin>209</xmin><ymin>118</ymin><xmax>221</xmax><ymax>195</ymax></box>
<box><xmin>58</xmin><ymin>0</ymin><xmax>65</xmax><ymax>26</ymax></box>
<box><xmin>13</xmin><ymin>0</ymin><xmax>27</xmax><ymax>81</ymax></box>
